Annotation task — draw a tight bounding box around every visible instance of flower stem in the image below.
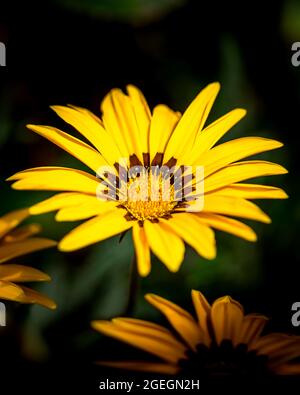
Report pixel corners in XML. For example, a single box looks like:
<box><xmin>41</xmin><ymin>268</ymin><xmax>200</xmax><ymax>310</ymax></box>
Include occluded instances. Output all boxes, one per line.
<box><xmin>125</xmin><ymin>254</ymin><xmax>138</xmax><ymax>316</ymax></box>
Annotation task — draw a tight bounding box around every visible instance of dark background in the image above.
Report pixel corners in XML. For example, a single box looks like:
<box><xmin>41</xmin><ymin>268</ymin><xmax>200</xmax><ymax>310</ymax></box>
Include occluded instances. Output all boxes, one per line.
<box><xmin>0</xmin><ymin>0</ymin><xmax>299</xmax><ymax>390</ymax></box>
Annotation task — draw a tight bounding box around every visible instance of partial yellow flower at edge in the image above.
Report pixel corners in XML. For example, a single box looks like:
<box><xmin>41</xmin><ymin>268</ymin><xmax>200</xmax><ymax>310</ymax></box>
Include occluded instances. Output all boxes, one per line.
<box><xmin>0</xmin><ymin>209</ymin><xmax>57</xmax><ymax>309</ymax></box>
<box><xmin>7</xmin><ymin>83</ymin><xmax>288</xmax><ymax>276</ymax></box>
<box><xmin>92</xmin><ymin>291</ymin><xmax>300</xmax><ymax>376</ymax></box>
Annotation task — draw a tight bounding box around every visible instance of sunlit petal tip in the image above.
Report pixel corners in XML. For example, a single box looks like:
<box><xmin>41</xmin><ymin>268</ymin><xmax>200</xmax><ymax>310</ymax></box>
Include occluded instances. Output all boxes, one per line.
<box><xmin>126</xmin><ymin>83</ymin><xmax>139</xmax><ymax>91</ymax></box>
<box><xmin>6</xmin><ymin>174</ymin><xmax>19</xmax><ymax>182</ymax></box>
<box><xmin>206</xmin><ymin>245</ymin><xmax>217</xmax><ymax>260</ymax></box>
<box><xmin>41</xmin><ymin>273</ymin><xmax>51</xmax><ymax>282</ymax></box>
<box><xmin>48</xmin><ymin>300</ymin><xmax>57</xmax><ymax>310</ymax></box>
<box><xmin>214</xmin><ymin>295</ymin><xmax>232</xmax><ymax>305</ymax></box>
<box><xmin>277</xmin><ymin>165</ymin><xmax>288</xmax><ymax>174</ymax></box>
<box><xmin>49</xmin><ymin>105</ymin><xmax>64</xmax><ymax>113</ymax></box>
<box><xmin>223</xmin><ymin>296</ymin><xmax>232</xmax><ymax>303</ymax></box>
<box><xmin>58</xmin><ymin>239</ymin><xmax>73</xmax><ymax>252</ymax></box>
<box><xmin>26</xmin><ymin>297</ymin><xmax>57</xmax><ymax>310</ymax></box>
<box><xmin>248</xmin><ymin>232</ymin><xmax>258</xmax><ymax>242</ymax></box>
<box><xmin>10</xmin><ymin>182</ymin><xmax>21</xmax><ymax>190</ymax></box>
<box><xmin>26</xmin><ymin>124</ymin><xmax>39</xmax><ymax>131</ymax></box>
<box><xmin>258</xmin><ymin>138</ymin><xmax>284</xmax><ymax>149</ymax></box>
<box><xmin>247</xmin><ymin>313</ymin><xmax>270</xmax><ymax>322</ymax></box>
<box><xmin>91</xmin><ymin>320</ymin><xmax>110</xmax><ymax>333</ymax></box>
<box><xmin>29</xmin><ymin>205</ymin><xmax>42</xmax><ymax>215</ymax></box>
<box><xmin>208</xmin><ymin>81</ymin><xmax>221</xmax><ymax>91</ymax></box>
<box><xmin>144</xmin><ymin>293</ymin><xmax>159</xmax><ymax>305</ymax></box>
<box><xmin>145</xmin><ymin>293</ymin><xmax>156</xmax><ymax>299</ymax></box>
<box><xmin>191</xmin><ymin>289</ymin><xmax>204</xmax><ymax>298</ymax></box>
<box><xmin>280</xmin><ymin>190</ymin><xmax>289</xmax><ymax>199</ymax></box>
<box><xmin>19</xmin><ymin>286</ymin><xmax>57</xmax><ymax>310</ymax></box>
<box><xmin>253</xmin><ymin>210</ymin><xmax>272</xmax><ymax>224</ymax></box>
<box><xmin>213</xmin><ymin>295</ymin><xmax>243</xmax><ymax>311</ymax></box>
<box><xmin>54</xmin><ymin>211</ymin><xmax>65</xmax><ymax>222</ymax></box>
<box><xmin>34</xmin><ymin>296</ymin><xmax>57</xmax><ymax>310</ymax></box>
<box><xmin>263</xmin><ymin>215</ymin><xmax>272</xmax><ymax>224</ymax></box>
<box><xmin>274</xmin><ymin>140</ymin><xmax>284</xmax><ymax>148</ymax></box>
<box><xmin>237</xmin><ymin>108</ymin><xmax>247</xmax><ymax>116</ymax></box>
<box><xmin>6</xmin><ymin>170</ymin><xmax>32</xmax><ymax>182</ymax></box>
<box><xmin>138</xmin><ymin>268</ymin><xmax>150</xmax><ymax>277</ymax></box>
<box><xmin>191</xmin><ymin>289</ymin><xmax>211</xmax><ymax>303</ymax></box>
<box><xmin>12</xmin><ymin>268</ymin><xmax>53</xmax><ymax>282</ymax></box>
<box><xmin>169</xmin><ymin>265</ymin><xmax>181</xmax><ymax>273</ymax></box>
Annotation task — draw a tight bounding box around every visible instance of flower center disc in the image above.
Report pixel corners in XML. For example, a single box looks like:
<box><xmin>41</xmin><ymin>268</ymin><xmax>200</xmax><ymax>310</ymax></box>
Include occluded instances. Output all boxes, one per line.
<box><xmin>179</xmin><ymin>340</ymin><xmax>270</xmax><ymax>377</ymax></box>
<box><xmin>121</xmin><ymin>169</ymin><xmax>177</xmax><ymax>221</ymax></box>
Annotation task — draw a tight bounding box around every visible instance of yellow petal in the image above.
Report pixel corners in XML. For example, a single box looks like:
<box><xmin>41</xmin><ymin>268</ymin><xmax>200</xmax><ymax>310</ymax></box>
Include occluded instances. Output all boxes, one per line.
<box><xmin>191</xmin><ymin>290</ymin><xmax>212</xmax><ymax>346</ymax></box>
<box><xmin>8</xmin><ymin>166</ymin><xmax>63</xmax><ymax>181</ymax></box>
<box><xmin>203</xmin><ymin>195</ymin><xmax>271</xmax><ymax>223</ymax></box>
<box><xmin>101</xmin><ymin>88</ymin><xmax>143</xmax><ymax>161</ymax></box>
<box><xmin>0</xmin><ymin>209</ymin><xmax>29</xmax><ymax>239</ymax></box>
<box><xmin>149</xmin><ymin>105</ymin><xmax>180</xmax><ymax>162</ymax></box>
<box><xmin>30</xmin><ymin>193</ymin><xmax>95</xmax><ymax>215</ymax></box>
<box><xmin>91</xmin><ymin>318</ymin><xmax>187</xmax><ymax>363</ymax></box>
<box><xmin>4</xmin><ymin>223</ymin><xmax>41</xmax><ymax>242</ymax></box>
<box><xmin>27</xmin><ymin>124</ymin><xmax>107</xmax><ymax>173</ymax></box>
<box><xmin>145</xmin><ymin>293</ymin><xmax>202</xmax><ymax>350</ymax></box>
<box><xmin>143</xmin><ymin>221</ymin><xmax>185</xmax><ymax>272</ymax></box>
<box><xmin>126</xmin><ymin>85</ymin><xmax>151</xmax><ymax>154</ymax></box>
<box><xmin>211</xmin><ymin>296</ymin><xmax>244</xmax><ymax>346</ymax></box>
<box><xmin>97</xmin><ymin>360</ymin><xmax>179</xmax><ymax>375</ymax></box>
<box><xmin>272</xmin><ymin>363</ymin><xmax>300</xmax><ymax>375</ymax></box>
<box><xmin>187</xmin><ymin>108</ymin><xmax>247</xmax><ymax>163</ymax></box>
<box><xmin>0</xmin><ymin>238</ymin><xmax>57</xmax><ymax>264</ymax></box>
<box><xmin>17</xmin><ymin>285</ymin><xmax>56</xmax><ymax>309</ymax></box>
<box><xmin>253</xmin><ymin>334</ymin><xmax>300</xmax><ymax>367</ymax></box>
<box><xmin>238</xmin><ymin>313</ymin><xmax>269</xmax><ymax>345</ymax></box>
<box><xmin>0</xmin><ymin>264</ymin><xmax>51</xmax><ymax>282</ymax></box>
<box><xmin>204</xmin><ymin>160</ymin><xmax>288</xmax><ymax>193</ymax></box>
<box><xmin>211</xmin><ymin>183</ymin><xmax>288</xmax><ymax>200</ymax></box>
<box><xmin>161</xmin><ymin>214</ymin><xmax>216</xmax><ymax>259</ymax></box>
<box><xmin>0</xmin><ymin>280</ymin><xmax>24</xmax><ymax>301</ymax></box>
<box><xmin>198</xmin><ymin>137</ymin><xmax>283</xmax><ymax>176</ymax></box>
<box><xmin>249</xmin><ymin>333</ymin><xmax>282</xmax><ymax>352</ymax></box>
<box><xmin>51</xmin><ymin>105</ymin><xmax>121</xmax><ymax>165</ymax></box>
<box><xmin>9</xmin><ymin>167</ymin><xmax>99</xmax><ymax>195</ymax></box>
<box><xmin>56</xmin><ymin>200</ymin><xmax>118</xmax><ymax>222</ymax></box>
<box><xmin>132</xmin><ymin>224</ymin><xmax>151</xmax><ymax>277</ymax></box>
<box><xmin>196</xmin><ymin>213</ymin><xmax>257</xmax><ymax>242</ymax></box>
<box><xmin>59</xmin><ymin>208</ymin><xmax>134</xmax><ymax>251</ymax></box>
<box><xmin>164</xmin><ymin>82</ymin><xmax>220</xmax><ymax>163</ymax></box>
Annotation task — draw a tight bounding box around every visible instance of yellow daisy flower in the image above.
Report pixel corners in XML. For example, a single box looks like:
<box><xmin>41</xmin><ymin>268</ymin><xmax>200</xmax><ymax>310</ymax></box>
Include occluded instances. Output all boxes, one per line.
<box><xmin>0</xmin><ymin>209</ymin><xmax>56</xmax><ymax>309</ymax></box>
<box><xmin>8</xmin><ymin>83</ymin><xmax>287</xmax><ymax>275</ymax></box>
<box><xmin>92</xmin><ymin>291</ymin><xmax>300</xmax><ymax>376</ymax></box>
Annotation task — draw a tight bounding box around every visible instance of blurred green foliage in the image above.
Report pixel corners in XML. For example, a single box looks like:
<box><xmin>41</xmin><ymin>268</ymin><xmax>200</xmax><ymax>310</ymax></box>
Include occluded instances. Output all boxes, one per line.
<box><xmin>55</xmin><ymin>0</ymin><xmax>187</xmax><ymax>24</ymax></box>
<box><xmin>282</xmin><ymin>0</ymin><xmax>300</xmax><ymax>41</ymax></box>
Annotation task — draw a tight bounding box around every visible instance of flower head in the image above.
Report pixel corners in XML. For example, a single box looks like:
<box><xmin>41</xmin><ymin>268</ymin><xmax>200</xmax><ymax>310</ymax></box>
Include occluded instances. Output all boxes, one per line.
<box><xmin>92</xmin><ymin>291</ymin><xmax>300</xmax><ymax>376</ymax></box>
<box><xmin>8</xmin><ymin>83</ymin><xmax>287</xmax><ymax>275</ymax></box>
<box><xmin>0</xmin><ymin>209</ymin><xmax>56</xmax><ymax>309</ymax></box>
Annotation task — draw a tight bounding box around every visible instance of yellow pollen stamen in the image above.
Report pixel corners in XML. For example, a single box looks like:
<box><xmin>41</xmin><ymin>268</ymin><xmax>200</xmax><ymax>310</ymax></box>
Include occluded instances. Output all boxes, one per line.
<box><xmin>120</xmin><ymin>169</ymin><xmax>177</xmax><ymax>221</ymax></box>
<box><xmin>125</xmin><ymin>200</ymin><xmax>177</xmax><ymax>221</ymax></box>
